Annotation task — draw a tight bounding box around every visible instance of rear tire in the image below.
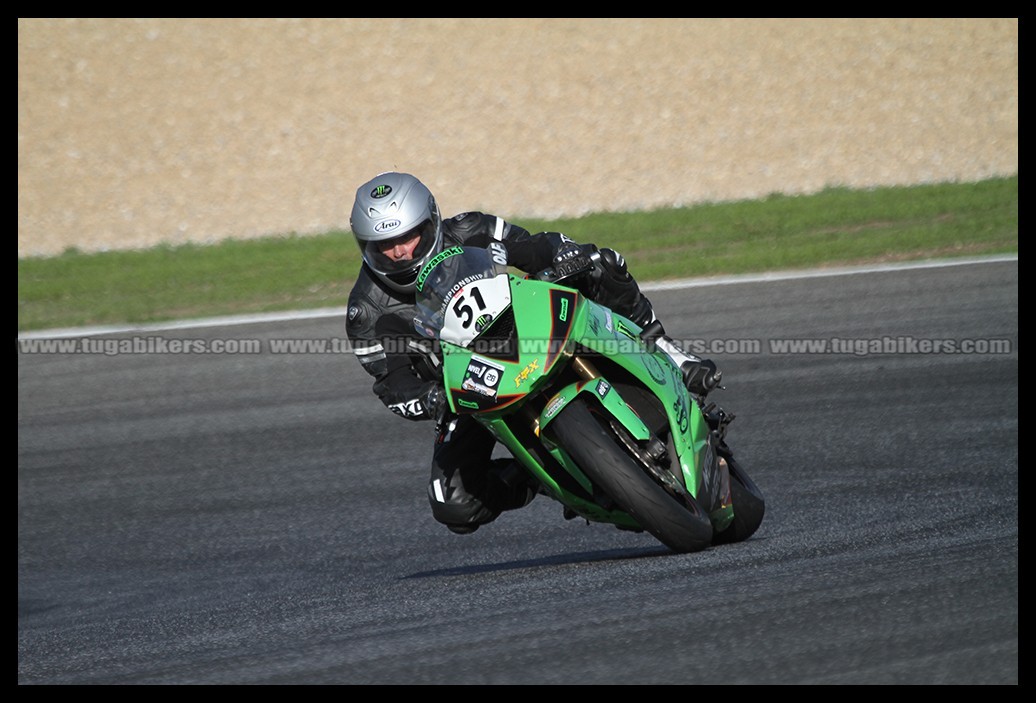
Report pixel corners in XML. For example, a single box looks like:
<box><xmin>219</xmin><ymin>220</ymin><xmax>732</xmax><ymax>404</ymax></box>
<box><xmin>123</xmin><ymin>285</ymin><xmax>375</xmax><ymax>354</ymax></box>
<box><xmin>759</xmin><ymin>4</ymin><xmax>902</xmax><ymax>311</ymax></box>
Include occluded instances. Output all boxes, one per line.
<box><xmin>549</xmin><ymin>399</ymin><xmax>713</xmax><ymax>553</ymax></box>
<box><xmin>710</xmin><ymin>453</ymin><xmax>765</xmax><ymax>545</ymax></box>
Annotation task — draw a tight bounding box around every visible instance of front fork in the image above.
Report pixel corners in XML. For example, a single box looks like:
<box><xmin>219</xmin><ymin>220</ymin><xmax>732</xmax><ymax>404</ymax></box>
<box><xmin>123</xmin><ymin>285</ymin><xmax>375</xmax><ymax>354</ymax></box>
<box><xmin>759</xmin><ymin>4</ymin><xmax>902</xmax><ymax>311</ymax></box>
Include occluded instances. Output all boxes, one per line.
<box><xmin>518</xmin><ymin>357</ymin><xmax>600</xmax><ymax>439</ymax></box>
<box><xmin>570</xmin><ymin>355</ymin><xmax>600</xmax><ymax>384</ymax></box>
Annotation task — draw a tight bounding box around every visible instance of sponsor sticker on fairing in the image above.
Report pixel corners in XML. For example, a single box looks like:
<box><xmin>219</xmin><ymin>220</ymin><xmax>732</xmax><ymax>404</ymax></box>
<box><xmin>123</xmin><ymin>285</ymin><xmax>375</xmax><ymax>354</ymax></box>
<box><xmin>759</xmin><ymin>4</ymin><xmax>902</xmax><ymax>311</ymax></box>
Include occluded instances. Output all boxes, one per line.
<box><xmin>461</xmin><ymin>355</ymin><xmax>505</xmax><ymax>398</ymax></box>
<box><xmin>544</xmin><ymin>394</ymin><xmax>567</xmax><ymax>420</ymax></box>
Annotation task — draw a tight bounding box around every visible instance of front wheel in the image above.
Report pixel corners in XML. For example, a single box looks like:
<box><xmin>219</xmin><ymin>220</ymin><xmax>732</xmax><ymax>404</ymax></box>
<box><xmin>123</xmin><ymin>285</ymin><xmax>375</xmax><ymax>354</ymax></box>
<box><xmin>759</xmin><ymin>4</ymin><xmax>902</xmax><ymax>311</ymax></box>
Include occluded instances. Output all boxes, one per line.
<box><xmin>549</xmin><ymin>399</ymin><xmax>714</xmax><ymax>553</ymax></box>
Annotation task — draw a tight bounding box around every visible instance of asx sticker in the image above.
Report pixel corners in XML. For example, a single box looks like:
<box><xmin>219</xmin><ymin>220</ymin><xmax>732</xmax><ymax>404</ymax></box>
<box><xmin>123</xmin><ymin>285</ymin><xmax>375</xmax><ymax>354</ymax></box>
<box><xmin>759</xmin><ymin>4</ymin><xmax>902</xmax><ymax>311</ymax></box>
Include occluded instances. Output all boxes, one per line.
<box><xmin>389</xmin><ymin>398</ymin><xmax>425</xmax><ymax>418</ymax></box>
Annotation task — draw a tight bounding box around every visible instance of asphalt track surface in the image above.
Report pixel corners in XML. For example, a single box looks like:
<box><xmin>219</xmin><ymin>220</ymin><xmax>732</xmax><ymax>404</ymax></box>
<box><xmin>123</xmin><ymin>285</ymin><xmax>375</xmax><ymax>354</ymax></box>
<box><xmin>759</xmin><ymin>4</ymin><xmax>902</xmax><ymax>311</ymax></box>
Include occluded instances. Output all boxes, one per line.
<box><xmin>18</xmin><ymin>258</ymin><xmax>1018</xmax><ymax>685</ymax></box>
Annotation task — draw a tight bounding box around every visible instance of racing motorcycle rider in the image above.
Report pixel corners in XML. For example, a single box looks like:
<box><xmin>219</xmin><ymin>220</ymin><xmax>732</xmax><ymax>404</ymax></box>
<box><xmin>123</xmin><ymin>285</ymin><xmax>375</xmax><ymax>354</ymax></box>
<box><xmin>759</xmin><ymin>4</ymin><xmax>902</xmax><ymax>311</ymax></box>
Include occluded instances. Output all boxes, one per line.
<box><xmin>346</xmin><ymin>172</ymin><xmax>722</xmax><ymax>534</ymax></box>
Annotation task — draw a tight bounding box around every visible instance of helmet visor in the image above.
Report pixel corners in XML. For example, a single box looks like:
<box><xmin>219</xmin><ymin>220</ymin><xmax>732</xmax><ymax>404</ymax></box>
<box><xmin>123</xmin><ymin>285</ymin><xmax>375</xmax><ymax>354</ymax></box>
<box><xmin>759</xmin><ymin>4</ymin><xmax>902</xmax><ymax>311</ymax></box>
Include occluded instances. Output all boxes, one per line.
<box><xmin>363</xmin><ymin>218</ymin><xmax>439</xmax><ymax>275</ymax></box>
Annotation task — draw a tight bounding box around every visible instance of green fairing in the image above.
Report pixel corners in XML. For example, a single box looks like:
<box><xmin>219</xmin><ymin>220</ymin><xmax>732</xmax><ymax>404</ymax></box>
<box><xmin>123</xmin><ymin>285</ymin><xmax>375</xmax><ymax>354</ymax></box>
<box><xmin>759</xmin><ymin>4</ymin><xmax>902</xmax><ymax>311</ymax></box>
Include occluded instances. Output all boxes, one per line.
<box><xmin>436</xmin><ymin>269</ymin><xmax>733</xmax><ymax>532</ymax></box>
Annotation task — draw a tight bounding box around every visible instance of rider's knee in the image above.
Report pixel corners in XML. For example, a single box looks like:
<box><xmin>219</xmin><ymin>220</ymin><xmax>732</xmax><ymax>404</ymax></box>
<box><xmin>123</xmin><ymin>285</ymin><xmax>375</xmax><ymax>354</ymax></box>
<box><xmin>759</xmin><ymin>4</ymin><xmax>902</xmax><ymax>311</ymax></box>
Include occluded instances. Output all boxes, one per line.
<box><xmin>427</xmin><ymin>480</ymin><xmax>499</xmax><ymax>531</ymax></box>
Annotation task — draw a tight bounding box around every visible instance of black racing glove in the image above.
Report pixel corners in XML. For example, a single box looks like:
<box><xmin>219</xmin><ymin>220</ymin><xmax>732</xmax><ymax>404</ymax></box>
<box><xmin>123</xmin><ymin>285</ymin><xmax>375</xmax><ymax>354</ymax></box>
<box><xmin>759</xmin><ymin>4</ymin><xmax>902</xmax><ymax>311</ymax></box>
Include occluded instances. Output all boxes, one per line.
<box><xmin>420</xmin><ymin>383</ymin><xmax>448</xmax><ymax>424</ymax></box>
<box><xmin>551</xmin><ymin>241</ymin><xmax>598</xmax><ymax>282</ymax></box>
<box><xmin>584</xmin><ymin>247</ymin><xmax>652</xmax><ymax>325</ymax></box>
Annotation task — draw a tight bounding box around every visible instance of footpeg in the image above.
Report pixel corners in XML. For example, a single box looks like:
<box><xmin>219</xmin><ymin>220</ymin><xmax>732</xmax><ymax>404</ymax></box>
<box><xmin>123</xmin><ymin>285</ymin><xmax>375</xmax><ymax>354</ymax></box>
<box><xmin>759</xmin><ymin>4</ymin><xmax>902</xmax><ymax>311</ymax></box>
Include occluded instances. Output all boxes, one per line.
<box><xmin>702</xmin><ymin>402</ymin><xmax>735</xmax><ymax>438</ymax></box>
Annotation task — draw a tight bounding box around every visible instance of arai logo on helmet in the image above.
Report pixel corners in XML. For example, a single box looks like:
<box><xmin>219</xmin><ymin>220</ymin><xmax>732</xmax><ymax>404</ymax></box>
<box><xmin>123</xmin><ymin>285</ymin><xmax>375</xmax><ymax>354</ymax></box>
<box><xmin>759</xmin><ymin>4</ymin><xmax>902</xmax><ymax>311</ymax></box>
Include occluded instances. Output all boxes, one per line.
<box><xmin>370</xmin><ymin>184</ymin><xmax>392</xmax><ymax>199</ymax></box>
<box><xmin>373</xmin><ymin>219</ymin><xmax>401</xmax><ymax>233</ymax></box>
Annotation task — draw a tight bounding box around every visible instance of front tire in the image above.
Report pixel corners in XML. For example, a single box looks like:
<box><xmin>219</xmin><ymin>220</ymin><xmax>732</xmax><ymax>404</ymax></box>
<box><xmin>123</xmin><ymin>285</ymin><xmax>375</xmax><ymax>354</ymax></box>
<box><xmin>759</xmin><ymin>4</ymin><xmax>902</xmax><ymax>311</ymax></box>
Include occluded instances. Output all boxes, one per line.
<box><xmin>549</xmin><ymin>399</ymin><xmax>714</xmax><ymax>553</ymax></box>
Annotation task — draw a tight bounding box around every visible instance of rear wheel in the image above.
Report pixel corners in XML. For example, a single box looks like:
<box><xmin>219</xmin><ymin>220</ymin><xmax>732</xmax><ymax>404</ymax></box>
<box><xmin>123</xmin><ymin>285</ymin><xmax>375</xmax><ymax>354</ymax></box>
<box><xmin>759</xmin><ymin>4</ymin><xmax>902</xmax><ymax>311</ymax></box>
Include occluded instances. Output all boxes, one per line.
<box><xmin>549</xmin><ymin>398</ymin><xmax>713</xmax><ymax>553</ymax></box>
<box><xmin>710</xmin><ymin>451</ymin><xmax>765</xmax><ymax>545</ymax></box>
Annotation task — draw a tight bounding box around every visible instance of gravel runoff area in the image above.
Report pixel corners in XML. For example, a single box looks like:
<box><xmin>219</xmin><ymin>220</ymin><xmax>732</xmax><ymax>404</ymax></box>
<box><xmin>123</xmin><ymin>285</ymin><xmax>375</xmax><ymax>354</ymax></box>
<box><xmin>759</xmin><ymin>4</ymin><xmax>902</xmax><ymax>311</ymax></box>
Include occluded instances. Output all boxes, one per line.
<box><xmin>18</xmin><ymin>18</ymin><xmax>1018</xmax><ymax>258</ymax></box>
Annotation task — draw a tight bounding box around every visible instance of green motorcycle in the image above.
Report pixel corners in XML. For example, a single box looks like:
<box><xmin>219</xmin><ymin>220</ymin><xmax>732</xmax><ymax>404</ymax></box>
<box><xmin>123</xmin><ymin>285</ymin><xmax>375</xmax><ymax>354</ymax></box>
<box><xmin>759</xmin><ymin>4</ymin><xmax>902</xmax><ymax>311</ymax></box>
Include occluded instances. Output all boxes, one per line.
<box><xmin>414</xmin><ymin>244</ymin><xmax>764</xmax><ymax>553</ymax></box>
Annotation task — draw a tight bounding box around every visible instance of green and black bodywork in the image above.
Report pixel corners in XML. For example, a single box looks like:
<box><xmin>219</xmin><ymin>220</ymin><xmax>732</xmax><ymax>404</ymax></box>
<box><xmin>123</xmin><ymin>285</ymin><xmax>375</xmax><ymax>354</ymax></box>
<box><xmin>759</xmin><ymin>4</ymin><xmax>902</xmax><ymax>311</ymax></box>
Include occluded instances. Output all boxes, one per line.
<box><xmin>415</xmin><ymin>245</ymin><xmax>764</xmax><ymax>553</ymax></box>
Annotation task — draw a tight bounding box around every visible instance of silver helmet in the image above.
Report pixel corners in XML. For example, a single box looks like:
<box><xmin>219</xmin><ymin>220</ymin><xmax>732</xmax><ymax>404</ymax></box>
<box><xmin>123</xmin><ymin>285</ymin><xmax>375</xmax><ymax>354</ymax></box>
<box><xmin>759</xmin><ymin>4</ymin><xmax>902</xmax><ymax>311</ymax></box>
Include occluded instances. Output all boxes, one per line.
<box><xmin>350</xmin><ymin>172</ymin><xmax>443</xmax><ymax>294</ymax></box>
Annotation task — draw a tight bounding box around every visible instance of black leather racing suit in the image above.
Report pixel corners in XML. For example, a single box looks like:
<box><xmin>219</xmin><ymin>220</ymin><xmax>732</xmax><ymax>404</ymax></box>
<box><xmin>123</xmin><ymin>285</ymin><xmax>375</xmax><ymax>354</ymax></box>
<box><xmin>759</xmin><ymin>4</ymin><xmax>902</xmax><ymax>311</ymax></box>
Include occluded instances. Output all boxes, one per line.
<box><xmin>346</xmin><ymin>211</ymin><xmax>656</xmax><ymax>532</ymax></box>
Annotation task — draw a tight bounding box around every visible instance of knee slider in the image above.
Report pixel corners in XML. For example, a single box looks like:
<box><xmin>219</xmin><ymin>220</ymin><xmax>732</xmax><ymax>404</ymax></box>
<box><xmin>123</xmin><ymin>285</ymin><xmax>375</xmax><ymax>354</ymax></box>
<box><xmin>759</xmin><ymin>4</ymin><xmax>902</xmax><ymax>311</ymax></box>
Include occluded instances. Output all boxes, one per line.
<box><xmin>428</xmin><ymin>492</ymin><xmax>499</xmax><ymax>528</ymax></box>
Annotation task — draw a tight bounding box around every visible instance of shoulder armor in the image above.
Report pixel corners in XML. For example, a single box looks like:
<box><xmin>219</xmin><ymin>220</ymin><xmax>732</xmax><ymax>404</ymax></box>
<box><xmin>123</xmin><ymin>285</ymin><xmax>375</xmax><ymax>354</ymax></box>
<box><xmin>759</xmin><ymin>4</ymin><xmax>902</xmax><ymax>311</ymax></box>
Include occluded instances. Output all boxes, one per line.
<box><xmin>443</xmin><ymin>211</ymin><xmax>505</xmax><ymax>245</ymax></box>
<box><xmin>347</xmin><ymin>267</ymin><xmax>418</xmax><ymax>376</ymax></box>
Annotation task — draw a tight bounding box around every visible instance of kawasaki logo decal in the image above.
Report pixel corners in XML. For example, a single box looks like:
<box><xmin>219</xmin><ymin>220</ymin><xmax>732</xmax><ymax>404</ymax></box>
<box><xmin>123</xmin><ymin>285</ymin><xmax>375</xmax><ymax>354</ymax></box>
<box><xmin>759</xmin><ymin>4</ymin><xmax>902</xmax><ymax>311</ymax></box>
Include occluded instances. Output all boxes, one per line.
<box><xmin>415</xmin><ymin>246</ymin><xmax>464</xmax><ymax>292</ymax></box>
<box><xmin>547</xmin><ymin>289</ymin><xmax>577</xmax><ymax>369</ymax></box>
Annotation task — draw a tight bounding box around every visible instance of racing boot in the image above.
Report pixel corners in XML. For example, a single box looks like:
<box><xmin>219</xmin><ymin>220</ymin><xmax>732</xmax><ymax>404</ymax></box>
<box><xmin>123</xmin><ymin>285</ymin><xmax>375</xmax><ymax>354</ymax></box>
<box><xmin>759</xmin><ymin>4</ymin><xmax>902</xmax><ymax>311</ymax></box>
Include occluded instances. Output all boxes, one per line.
<box><xmin>485</xmin><ymin>459</ymin><xmax>537</xmax><ymax>512</ymax></box>
<box><xmin>437</xmin><ymin>460</ymin><xmax>535</xmax><ymax>535</ymax></box>
<box><xmin>640</xmin><ymin>320</ymin><xmax>723</xmax><ymax>396</ymax></box>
